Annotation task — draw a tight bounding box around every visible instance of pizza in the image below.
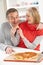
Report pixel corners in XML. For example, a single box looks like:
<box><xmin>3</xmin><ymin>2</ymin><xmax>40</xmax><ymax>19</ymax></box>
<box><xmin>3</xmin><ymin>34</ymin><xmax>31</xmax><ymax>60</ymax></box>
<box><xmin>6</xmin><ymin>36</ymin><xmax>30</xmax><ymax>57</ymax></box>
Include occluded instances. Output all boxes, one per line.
<box><xmin>14</xmin><ymin>52</ymin><xmax>39</xmax><ymax>60</ymax></box>
<box><xmin>4</xmin><ymin>52</ymin><xmax>40</xmax><ymax>62</ymax></box>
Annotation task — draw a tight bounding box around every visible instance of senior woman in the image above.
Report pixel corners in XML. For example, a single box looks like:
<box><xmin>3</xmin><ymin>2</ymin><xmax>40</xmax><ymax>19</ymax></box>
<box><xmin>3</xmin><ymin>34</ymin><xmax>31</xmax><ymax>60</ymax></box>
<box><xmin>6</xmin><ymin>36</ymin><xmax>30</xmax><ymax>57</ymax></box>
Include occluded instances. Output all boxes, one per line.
<box><xmin>18</xmin><ymin>7</ymin><xmax>43</xmax><ymax>51</ymax></box>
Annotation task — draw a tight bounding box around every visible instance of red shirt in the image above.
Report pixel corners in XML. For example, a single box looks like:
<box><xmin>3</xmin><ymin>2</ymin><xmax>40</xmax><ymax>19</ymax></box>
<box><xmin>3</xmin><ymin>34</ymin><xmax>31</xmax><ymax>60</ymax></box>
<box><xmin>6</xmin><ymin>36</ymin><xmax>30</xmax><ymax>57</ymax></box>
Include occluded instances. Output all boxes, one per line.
<box><xmin>18</xmin><ymin>21</ymin><xmax>43</xmax><ymax>50</ymax></box>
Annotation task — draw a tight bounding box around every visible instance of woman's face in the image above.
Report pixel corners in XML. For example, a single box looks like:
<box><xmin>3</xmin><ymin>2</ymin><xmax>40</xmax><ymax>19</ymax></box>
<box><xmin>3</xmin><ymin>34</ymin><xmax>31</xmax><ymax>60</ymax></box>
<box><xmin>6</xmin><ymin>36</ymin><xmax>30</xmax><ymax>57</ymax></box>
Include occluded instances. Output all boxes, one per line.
<box><xmin>26</xmin><ymin>11</ymin><xmax>34</xmax><ymax>24</ymax></box>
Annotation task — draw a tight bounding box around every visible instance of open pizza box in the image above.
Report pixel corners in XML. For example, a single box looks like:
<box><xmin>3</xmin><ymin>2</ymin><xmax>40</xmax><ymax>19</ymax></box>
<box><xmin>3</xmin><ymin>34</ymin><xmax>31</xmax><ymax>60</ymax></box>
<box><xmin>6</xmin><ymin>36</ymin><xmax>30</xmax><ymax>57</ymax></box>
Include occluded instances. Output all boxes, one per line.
<box><xmin>4</xmin><ymin>51</ymin><xmax>43</xmax><ymax>62</ymax></box>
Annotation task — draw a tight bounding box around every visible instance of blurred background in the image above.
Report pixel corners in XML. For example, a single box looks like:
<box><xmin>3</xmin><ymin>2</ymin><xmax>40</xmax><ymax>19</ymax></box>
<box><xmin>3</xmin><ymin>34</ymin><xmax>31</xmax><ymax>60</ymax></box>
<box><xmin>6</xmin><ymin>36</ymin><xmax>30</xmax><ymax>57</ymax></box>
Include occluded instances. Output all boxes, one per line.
<box><xmin>0</xmin><ymin>0</ymin><xmax>43</xmax><ymax>27</ymax></box>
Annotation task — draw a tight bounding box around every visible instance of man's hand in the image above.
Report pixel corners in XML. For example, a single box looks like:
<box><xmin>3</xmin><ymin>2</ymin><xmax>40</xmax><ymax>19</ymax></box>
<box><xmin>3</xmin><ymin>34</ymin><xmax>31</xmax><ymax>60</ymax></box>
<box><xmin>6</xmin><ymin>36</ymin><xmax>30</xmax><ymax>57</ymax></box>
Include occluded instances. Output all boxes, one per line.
<box><xmin>5</xmin><ymin>46</ymin><xmax>14</xmax><ymax>54</ymax></box>
<box><xmin>18</xmin><ymin>27</ymin><xmax>24</xmax><ymax>39</ymax></box>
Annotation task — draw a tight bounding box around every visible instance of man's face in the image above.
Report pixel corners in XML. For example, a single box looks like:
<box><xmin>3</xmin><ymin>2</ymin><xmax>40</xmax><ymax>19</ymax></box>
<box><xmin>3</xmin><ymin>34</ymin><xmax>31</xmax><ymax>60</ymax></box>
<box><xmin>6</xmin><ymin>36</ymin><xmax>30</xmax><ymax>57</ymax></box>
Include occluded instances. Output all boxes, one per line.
<box><xmin>7</xmin><ymin>12</ymin><xmax>19</xmax><ymax>25</ymax></box>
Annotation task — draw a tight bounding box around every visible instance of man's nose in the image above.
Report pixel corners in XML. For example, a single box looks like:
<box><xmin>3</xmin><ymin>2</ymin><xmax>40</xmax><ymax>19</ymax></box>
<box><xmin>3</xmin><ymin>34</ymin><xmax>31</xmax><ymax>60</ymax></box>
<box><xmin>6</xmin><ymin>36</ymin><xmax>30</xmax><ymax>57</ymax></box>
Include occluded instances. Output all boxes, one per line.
<box><xmin>13</xmin><ymin>18</ymin><xmax>16</xmax><ymax>23</ymax></box>
<box><xmin>13</xmin><ymin>18</ymin><xmax>16</xmax><ymax>21</ymax></box>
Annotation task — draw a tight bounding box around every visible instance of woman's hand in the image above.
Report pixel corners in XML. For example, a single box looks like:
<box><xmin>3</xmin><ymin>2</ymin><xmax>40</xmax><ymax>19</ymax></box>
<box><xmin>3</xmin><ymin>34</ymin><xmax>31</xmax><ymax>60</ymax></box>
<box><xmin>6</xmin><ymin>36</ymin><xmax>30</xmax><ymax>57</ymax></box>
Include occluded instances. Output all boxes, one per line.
<box><xmin>37</xmin><ymin>23</ymin><xmax>43</xmax><ymax>30</ymax></box>
<box><xmin>18</xmin><ymin>27</ymin><xmax>24</xmax><ymax>39</ymax></box>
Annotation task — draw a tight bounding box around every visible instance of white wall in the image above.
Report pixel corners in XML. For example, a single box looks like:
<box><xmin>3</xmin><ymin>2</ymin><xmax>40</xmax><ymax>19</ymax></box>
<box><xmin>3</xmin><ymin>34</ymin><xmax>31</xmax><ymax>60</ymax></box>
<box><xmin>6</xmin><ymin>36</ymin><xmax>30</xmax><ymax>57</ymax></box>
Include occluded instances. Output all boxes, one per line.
<box><xmin>39</xmin><ymin>0</ymin><xmax>43</xmax><ymax>22</ymax></box>
<box><xmin>0</xmin><ymin>0</ymin><xmax>7</xmax><ymax>27</ymax></box>
<box><xmin>6</xmin><ymin>0</ymin><xmax>39</xmax><ymax>21</ymax></box>
<box><xmin>0</xmin><ymin>0</ymin><xmax>43</xmax><ymax>25</ymax></box>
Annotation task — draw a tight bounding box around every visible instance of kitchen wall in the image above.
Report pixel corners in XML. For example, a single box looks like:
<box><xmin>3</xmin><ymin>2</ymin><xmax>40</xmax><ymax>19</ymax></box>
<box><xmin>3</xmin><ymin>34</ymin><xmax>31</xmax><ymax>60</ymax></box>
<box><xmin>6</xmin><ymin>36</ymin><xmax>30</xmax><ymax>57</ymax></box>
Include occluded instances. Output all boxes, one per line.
<box><xmin>0</xmin><ymin>0</ymin><xmax>7</xmax><ymax>27</ymax></box>
<box><xmin>39</xmin><ymin>0</ymin><xmax>43</xmax><ymax>22</ymax></box>
<box><xmin>0</xmin><ymin>0</ymin><xmax>43</xmax><ymax>27</ymax></box>
<box><xmin>6</xmin><ymin>0</ymin><xmax>39</xmax><ymax>21</ymax></box>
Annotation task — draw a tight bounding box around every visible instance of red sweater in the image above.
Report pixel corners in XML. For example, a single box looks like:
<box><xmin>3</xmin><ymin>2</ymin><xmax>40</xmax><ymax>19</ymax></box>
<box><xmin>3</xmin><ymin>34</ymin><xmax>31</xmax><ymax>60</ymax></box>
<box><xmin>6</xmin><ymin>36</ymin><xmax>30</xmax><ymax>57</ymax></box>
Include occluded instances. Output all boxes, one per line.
<box><xmin>18</xmin><ymin>21</ymin><xmax>43</xmax><ymax>50</ymax></box>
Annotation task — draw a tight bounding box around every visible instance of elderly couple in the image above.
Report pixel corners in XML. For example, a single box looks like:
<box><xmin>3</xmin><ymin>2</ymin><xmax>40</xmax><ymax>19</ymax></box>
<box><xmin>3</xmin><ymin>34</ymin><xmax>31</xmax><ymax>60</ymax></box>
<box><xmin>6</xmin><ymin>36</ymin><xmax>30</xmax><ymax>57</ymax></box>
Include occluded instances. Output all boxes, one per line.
<box><xmin>0</xmin><ymin>7</ymin><xmax>43</xmax><ymax>54</ymax></box>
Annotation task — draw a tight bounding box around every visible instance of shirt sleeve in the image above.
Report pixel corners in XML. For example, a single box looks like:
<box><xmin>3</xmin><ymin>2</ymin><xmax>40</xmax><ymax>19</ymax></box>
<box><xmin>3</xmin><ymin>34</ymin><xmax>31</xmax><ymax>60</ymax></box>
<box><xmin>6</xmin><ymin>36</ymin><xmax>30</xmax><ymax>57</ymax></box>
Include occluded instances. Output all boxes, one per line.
<box><xmin>11</xmin><ymin>31</ymin><xmax>20</xmax><ymax>46</ymax></box>
<box><xmin>22</xmin><ymin>36</ymin><xmax>43</xmax><ymax>49</ymax></box>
